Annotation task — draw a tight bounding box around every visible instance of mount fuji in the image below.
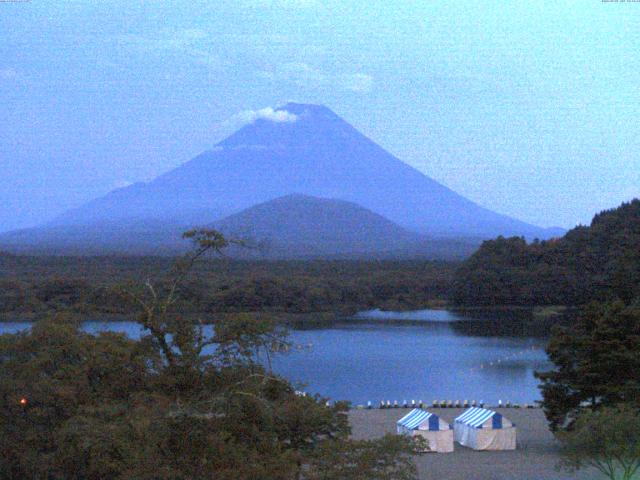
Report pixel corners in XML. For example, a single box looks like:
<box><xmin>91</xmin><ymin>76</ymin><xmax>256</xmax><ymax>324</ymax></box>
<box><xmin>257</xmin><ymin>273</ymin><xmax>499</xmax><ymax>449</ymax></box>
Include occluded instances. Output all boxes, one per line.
<box><xmin>0</xmin><ymin>103</ymin><xmax>562</xmax><ymax>256</ymax></box>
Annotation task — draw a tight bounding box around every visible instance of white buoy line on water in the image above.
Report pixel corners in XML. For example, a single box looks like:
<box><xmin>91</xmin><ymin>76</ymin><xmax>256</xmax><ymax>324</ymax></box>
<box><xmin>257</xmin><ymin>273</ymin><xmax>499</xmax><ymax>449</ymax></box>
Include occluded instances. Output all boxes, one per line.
<box><xmin>469</xmin><ymin>344</ymin><xmax>541</xmax><ymax>373</ymax></box>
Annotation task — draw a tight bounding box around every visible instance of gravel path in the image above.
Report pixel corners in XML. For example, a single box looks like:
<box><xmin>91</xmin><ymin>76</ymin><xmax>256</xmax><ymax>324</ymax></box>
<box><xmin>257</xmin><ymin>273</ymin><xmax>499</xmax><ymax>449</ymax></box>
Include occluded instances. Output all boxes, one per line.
<box><xmin>349</xmin><ymin>408</ymin><xmax>600</xmax><ymax>480</ymax></box>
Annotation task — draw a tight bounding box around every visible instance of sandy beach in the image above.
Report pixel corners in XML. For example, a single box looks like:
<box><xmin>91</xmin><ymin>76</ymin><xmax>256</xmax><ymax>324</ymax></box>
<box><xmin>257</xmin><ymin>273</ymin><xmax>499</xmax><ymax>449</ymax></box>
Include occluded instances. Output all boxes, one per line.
<box><xmin>349</xmin><ymin>408</ymin><xmax>600</xmax><ymax>480</ymax></box>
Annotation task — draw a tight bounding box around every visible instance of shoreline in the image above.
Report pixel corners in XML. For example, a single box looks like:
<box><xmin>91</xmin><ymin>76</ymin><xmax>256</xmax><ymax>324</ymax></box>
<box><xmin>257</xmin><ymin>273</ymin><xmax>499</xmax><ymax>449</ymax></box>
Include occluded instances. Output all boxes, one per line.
<box><xmin>0</xmin><ymin>304</ymin><xmax>573</xmax><ymax>323</ymax></box>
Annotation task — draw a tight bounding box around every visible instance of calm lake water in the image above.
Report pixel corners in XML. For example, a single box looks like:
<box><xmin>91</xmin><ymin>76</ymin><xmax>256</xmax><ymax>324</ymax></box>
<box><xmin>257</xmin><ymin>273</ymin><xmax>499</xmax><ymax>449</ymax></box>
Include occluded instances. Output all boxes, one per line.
<box><xmin>0</xmin><ymin>309</ymin><xmax>552</xmax><ymax>405</ymax></box>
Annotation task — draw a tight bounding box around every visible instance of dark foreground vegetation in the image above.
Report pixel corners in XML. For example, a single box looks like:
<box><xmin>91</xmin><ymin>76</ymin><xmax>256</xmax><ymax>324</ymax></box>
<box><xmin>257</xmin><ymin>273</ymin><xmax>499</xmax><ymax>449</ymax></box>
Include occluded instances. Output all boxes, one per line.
<box><xmin>536</xmin><ymin>300</ymin><xmax>640</xmax><ymax>430</ymax></box>
<box><xmin>452</xmin><ymin>199</ymin><xmax>640</xmax><ymax>306</ymax></box>
<box><xmin>0</xmin><ymin>230</ymin><xmax>422</xmax><ymax>479</ymax></box>
<box><xmin>0</xmin><ymin>255</ymin><xmax>455</xmax><ymax>321</ymax></box>
<box><xmin>534</xmin><ymin>299</ymin><xmax>640</xmax><ymax>480</ymax></box>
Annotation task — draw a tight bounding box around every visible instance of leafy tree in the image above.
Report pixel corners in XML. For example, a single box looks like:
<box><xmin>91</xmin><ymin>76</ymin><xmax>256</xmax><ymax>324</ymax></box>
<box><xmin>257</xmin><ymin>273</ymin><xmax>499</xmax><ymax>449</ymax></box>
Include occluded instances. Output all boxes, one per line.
<box><xmin>0</xmin><ymin>314</ymin><xmax>152</xmax><ymax>479</ymax></box>
<box><xmin>0</xmin><ymin>229</ymin><xmax>420</xmax><ymax>479</ymax></box>
<box><xmin>536</xmin><ymin>301</ymin><xmax>640</xmax><ymax>430</ymax></box>
<box><xmin>557</xmin><ymin>404</ymin><xmax>640</xmax><ymax>480</ymax></box>
<box><xmin>307</xmin><ymin>435</ymin><xmax>423</xmax><ymax>480</ymax></box>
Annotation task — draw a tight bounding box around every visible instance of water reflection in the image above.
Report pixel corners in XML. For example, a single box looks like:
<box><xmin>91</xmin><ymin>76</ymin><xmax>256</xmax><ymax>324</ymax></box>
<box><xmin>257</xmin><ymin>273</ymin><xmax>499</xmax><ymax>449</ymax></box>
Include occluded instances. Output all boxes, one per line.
<box><xmin>352</xmin><ymin>307</ymin><xmax>572</xmax><ymax>338</ymax></box>
<box><xmin>278</xmin><ymin>318</ymin><xmax>551</xmax><ymax>404</ymax></box>
<box><xmin>353</xmin><ymin>309</ymin><xmax>463</xmax><ymax>322</ymax></box>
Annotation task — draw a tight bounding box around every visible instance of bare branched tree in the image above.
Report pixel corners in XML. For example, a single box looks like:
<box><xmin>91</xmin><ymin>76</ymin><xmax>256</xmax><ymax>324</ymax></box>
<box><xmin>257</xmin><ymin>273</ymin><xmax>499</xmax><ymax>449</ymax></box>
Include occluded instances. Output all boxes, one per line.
<box><xmin>121</xmin><ymin>229</ymin><xmax>239</xmax><ymax>366</ymax></box>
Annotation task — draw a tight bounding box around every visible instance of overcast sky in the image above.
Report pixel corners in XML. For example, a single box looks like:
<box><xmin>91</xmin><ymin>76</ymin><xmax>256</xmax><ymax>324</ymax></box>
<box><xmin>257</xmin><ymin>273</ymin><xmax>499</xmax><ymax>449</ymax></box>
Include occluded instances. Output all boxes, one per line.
<box><xmin>1</xmin><ymin>0</ymin><xmax>639</xmax><ymax>232</ymax></box>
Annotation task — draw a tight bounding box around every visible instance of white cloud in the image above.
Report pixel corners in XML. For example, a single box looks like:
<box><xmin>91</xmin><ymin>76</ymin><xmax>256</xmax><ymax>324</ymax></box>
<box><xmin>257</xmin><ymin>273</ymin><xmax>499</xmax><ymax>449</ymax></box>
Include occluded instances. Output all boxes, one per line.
<box><xmin>235</xmin><ymin>107</ymin><xmax>298</xmax><ymax>124</ymax></box>
<box><xmin>260</xmin><ymin>62</ymin><xmax>373</xmax><ymax>93</ymax></box>
<box><xmin>219</xmin><ymin>107</ymin><xmax>298</xmax><ymax>136</ymax></box>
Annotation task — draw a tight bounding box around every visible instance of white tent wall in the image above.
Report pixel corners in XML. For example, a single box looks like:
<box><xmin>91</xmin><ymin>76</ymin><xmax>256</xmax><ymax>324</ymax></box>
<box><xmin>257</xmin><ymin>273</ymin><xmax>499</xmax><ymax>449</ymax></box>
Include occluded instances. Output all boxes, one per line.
<box><xmin>396</xmin><ymin>409</ymin><xmax>454</xmax><ymax>453</ymax></box>
<box><xmin>454</xmin><ymin>423</ymin><xmax>475</xmax><ymax>447</ymax></box>
<box><xmin>475</xmin><ymin>428</ymin><xmax>516</xmax><ymax>450</ymax></box>
<box><xmin>412</xmin><ymin>427</ymin><xmax>454</xmax><ymax>453</ymax></box>
<box><xmin>453</xmin><ymin>407</ymin><xmax>516</xmax><ymax>451</ymax></box>
<box><xmin>455</xmin><ymin>424</ymin><xmax>516</xmax><ymax>451</ymax></box>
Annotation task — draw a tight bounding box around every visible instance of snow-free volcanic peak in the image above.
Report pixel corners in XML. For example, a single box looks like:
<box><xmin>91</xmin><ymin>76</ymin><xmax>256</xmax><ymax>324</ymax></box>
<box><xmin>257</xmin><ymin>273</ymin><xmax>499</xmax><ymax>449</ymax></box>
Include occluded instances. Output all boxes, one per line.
<box><xmin>45</xmin><ymin>103</ymin><xmax>560</xmax><ymax>240</ymax></box>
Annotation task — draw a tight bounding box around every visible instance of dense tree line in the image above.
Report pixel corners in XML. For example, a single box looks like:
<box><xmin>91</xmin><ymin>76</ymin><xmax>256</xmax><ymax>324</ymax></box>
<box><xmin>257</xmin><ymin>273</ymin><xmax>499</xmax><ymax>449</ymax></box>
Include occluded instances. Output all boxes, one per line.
<box><xmin>452</xmin><ymin>199</ymin><xmax>640</xmax><ymax>306</ymax></box>
<box><xmin>0</xmin><ymin>255</ymin><xmax>455</xmax><ymax>320</ymax></box>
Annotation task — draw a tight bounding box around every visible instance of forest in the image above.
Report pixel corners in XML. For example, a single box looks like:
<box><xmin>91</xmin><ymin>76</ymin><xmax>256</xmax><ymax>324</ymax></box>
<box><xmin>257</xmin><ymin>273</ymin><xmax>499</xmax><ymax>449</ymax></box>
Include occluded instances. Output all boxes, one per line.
<box><xmin>3</xmin><ymin>199</ymin><xmax>639</xmax><ymax>323</ymax></box>
<box><xmin>0</xmin><ymin>254</ymin><xmax>455</xmax><ymax>321</ymax></box>
<box><xmin>452</xmin><ymin>200</ymin><xmax>640</xmax><ymax>307</ymax></box>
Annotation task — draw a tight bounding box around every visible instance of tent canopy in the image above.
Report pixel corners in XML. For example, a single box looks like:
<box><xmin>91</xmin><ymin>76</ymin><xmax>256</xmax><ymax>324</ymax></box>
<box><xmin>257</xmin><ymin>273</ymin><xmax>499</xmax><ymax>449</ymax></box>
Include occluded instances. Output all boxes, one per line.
<box><xmin>454</xmin><ymin>407</ymin><xmax>516</xmax><ymax>450</ymax></box>
<box><xmin>397</xmin><ymin>409</ymin><xmax>455</xmax><ymax>452</ymax></box>
<box><xmin>454</xmin><ymin>407</ymin><xmax>511</xmax><ymax>429</ymax></box>
<box><xmin>397</xmin><ymin>409</ymin><xmax>440</xmax><ymax>431</ymax></box>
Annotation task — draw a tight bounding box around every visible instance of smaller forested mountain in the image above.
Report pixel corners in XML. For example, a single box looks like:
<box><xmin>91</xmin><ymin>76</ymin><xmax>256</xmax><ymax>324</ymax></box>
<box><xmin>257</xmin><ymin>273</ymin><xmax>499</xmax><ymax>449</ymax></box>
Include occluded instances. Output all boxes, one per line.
<box><xmin>452</xmin><ymin>199</ymin><xmax>640</xmax><ymax>306</ymax></box>
<box><xmin>215</xmin><ymin>193</ymin><xmax>419</xmax><ymax>254</ymax></box>
<box><xmin>214</xmin><ymin>194</ymin><xmax>479</xmax><ymax>259</ymax></box>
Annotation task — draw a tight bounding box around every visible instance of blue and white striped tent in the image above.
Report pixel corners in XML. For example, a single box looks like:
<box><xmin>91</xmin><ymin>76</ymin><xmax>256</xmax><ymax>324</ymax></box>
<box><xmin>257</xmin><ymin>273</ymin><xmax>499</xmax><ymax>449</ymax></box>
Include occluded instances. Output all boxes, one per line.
<box><xmin>396</xmin><ymin>409</ymin><xmax>454</xmax><ymax>452</ymax></box>
<box><xmin>397</xmin><ymin>409</ymin><xmax>440</xmax><ymax>433</ymax></box>
<box><xmin>454</xmin><ymin>407</ymin><xmax>516</xmax><ymax>450</ymax></box>
<box><xmin>455</xmin><ymin>407</ymin><xmax>505</xmax><ymax>429</ymax></box>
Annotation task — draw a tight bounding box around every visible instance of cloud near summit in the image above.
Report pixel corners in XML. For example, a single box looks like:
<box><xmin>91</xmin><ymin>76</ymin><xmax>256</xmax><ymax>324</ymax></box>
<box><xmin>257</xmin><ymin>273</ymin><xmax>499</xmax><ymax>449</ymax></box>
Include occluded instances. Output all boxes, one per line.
<box><xmin>236</xmin><ymin>107</ymin><xmax>298</xmax><ymax>124</ymax></box>
<box><xmin>223</xmin><ymin>107</ymin><xmax>298</xmax><ymax>132</ymax></box>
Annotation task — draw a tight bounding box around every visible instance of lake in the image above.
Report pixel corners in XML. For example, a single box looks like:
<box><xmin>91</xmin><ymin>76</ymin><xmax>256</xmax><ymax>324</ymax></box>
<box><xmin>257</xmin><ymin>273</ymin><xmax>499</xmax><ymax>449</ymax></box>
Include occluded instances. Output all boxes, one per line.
<box><xmin>0</xmin><ymin>309</ymin><xmax>552</xmax><ymax>405</ymax></box>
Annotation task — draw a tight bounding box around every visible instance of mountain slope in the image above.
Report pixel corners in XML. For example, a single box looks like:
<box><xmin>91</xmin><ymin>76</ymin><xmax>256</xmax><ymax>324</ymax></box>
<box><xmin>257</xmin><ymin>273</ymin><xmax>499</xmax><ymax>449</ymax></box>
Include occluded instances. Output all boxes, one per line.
<box><xmin>0</xmin><ymin>219</ymin><xmax>189</xmax><ymax>255</ymax></box>
<box><xmin>215</xmin><ymin>194</ymin><xmax>418</xmax><ymax>253</ymax></box>
<box><xmin>52</xmin><ymin>103</ymin><xmax>559</xmax><ymax>239</ymax></box>
<box><xmin>213</xmin><ymin>194</ymin><xmax>479</xmax><ymax>258</ymax></box>
<box><xmin>0</xmin><ymin>194</ymin><xmax>481</xmax><ymax>259</ymax></box>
